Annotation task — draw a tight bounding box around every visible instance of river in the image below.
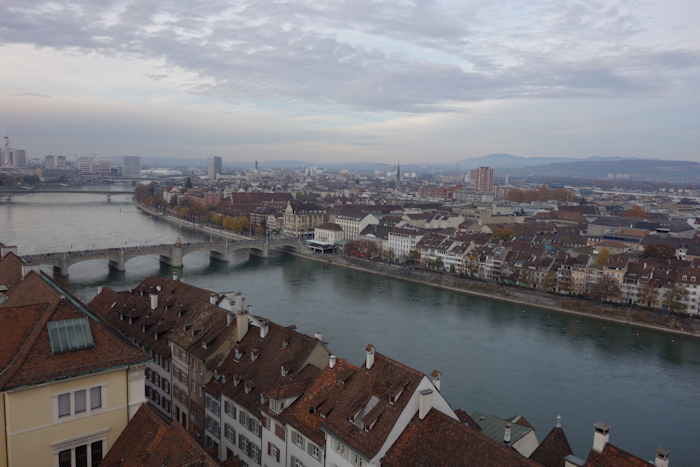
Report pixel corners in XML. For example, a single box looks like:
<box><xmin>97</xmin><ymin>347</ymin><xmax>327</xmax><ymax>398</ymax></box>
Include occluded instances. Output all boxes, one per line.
<box><xmin>2</xmin><ymin>190</ymin><xmax>699</xmax><ymax>465</ymax></box>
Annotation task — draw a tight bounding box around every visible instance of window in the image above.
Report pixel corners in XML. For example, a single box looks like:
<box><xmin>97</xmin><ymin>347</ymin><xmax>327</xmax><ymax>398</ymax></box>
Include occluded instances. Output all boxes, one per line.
<box><xmin>58</xmin><ymin>393</ymin><xmax>71</xmax><ymax>418</ymax></box>
<box><xmin>59</xmin><ymin>450</ymin><xmax>71</xmax><ymax>467</ymax></box>
<box><xmin>275</xmin><ymin>423</ymin><xmax>286</xmax><ymax>440</ymax></box>
<box><xmin>268</xmin><ymin>442</ymin><xmax>281</xmax><ymax>463</ymax></box>
<box><xmin>56</xmin><ymin>441</ymin><xmax>103</xmax><ymax>467</ymax></box>
<box><xmin>224</xmin><ymin>423</ymin><xmax>236</xmax><ymax>443</ymax></box>
<box><xmin>291</xmin><ymin>456</ymin><xmax>306</xmax><ymax>467</ymax></box>
<box><xmin>351</xmin><ymin>452</ymin><xmax>366</xmax><ymax>467</ymax></box>
<box><xmin>291</xmin><ymin>430</ymin><xmax>305</xmax><ymax>449</ymax></box>
<box><xmin>74</xmin><ymin>390</ymin><xmax>87</xmax><ymax>414</ymax></box>
<box><xmin>224</xmin><ymin>400</ymin><xmax>237</xmax><ymax>419</ymax></box>
<box><xmin>90</xmin><ymin>387</ymin><xmax>102</xmax><ymax>410</ymax></box>
<box><xmin>308</xmin><ymin>442</ymin><xmax>322</xmax><ymax>462</ymax></box>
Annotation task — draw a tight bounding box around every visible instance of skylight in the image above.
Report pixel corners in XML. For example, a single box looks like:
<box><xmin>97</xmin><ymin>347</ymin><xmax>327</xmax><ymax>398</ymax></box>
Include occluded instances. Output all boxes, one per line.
<box><xmin>48</xmin><ymin>318</ymin><xmax>95</xmax><ymax>354</ymax></box>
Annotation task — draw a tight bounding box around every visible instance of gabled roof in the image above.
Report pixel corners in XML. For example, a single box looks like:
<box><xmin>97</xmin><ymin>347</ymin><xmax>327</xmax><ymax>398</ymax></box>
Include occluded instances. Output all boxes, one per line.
<box><xmin>320</xmin><ymin>350</ymin><xmax>426</xmax><ymax>460</ymax></box>
<box><xmin>382</xmin><ymin>409</ymin><xmax>541</xmax><ymax>467</ymax></box>
<box><xmin>529</xmin><ymin>426</ymin><xmax>573</xmax><ymax>467</ymax></box>
<box><xmin>0</xmin><ymin>252</ymin><xmax>24</xmax><ymax>289</ymax></box>
<box><xmin>584</xmin><ymin>443</ymin><xmax>652</xmax><ymax>467</ymax></box>
<box><xmin>206</xmin><ymin>321</ymin><xmax>326</xmax><ymax>417</ymax></box>
<box><xmin>101</xmin><ymin>404</ymin><xmax>223</xmax><ymax>467</ymax></box>
<box><xmin>279</xmin><ymin>358</ymin><xmax>357</xmax><ymax>447</ymax></box>
<box><xmin>1</xmin><ymin>271</ymin><xmax>62</xmax><ymax>307</ymax></box>
<box><xmin>0</xmin><ymin>275</ymin><xmax>147</xmax><ymax>391</ymax></box>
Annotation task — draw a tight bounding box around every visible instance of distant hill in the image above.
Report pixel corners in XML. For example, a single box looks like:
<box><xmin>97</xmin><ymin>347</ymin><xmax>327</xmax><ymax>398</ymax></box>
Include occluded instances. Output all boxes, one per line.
<box><xmin>501</xmin><ymin>158</ymin><xmax>700</xmax><ymax>183</ymax></box>
<box><xmin>460</xmin><ymin>154</ymin><xmax>577</xmax><ymax>169</ymax></box>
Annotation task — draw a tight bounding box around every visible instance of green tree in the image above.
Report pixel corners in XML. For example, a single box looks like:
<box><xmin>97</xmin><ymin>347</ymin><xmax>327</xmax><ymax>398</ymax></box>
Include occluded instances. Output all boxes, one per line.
<box><xmin>595</xmin><ymin>248</ymin><xmax>610</xmax><ymax>267</ymax></box>
<box><xmin>543</xmin><ymin>271</ymin><xmax>558</xmax><ymax>292</ymax></box>
<box><xmin>591</xmin><ymin>276</ymin><xmax>622</xmax><ymax>303</ymax></box>
<box><xmin>664</xmin><ymin>285</ymin><xmax>688</xmax><ymax>314</ymax></box>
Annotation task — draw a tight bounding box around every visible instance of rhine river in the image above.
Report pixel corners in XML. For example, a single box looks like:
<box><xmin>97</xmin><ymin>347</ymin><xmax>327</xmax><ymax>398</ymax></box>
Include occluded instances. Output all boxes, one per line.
<box><xmin>2</xmin><ymin>191</ymin><xmax>699</xmax><ymax>465</ymax></box>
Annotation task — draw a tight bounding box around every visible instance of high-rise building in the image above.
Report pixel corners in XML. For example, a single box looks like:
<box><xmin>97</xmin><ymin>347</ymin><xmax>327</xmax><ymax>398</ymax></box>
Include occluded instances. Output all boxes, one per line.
<box><xmin>123</xmin><ymin>156</ymin><xmax>141</xmax><ymax>177</ymax></box>
<box><xmin>94</xmin><ymin>159</ymin><xmax>112</xmax><ymax>177</ymax></box>
<box><xmin>78</xmin><ymin>156</ymin><xmax>94</xmax><ymax>175</ymax></box>
<box><xmin>208</xmin><ymin>156</ymin><xmax>222</xmax><ymax>180</ymax></box>
<box><xmin>56</xmin><ymin>155</ymin><xmax>67</xmax><ymax>169</ymax></box>
<box><xmin>469</xmin><ymin>166</ymin><xmax>495</xmax><ymax>193</ymax></box>
<box><xmin>0</xmin><ymin>137</ymin><xmax>27</xmax><ymax>168</ymax></box>
<box><xmin>44</xmin><ymin>155</ymin><xmax>56</xmax><ymax>169</ymax></box>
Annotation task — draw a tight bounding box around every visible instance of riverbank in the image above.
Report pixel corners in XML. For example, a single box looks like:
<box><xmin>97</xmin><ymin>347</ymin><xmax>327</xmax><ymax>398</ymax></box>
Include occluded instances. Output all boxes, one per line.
<box><xmin>135</xmin><ymin>202</ymin><xmax>700</xmax><ymax>337</ymax></box>
<box><xmin>136</xmin><ymin>203</ymin><xmax>251</xmax><ymax>241</ymax></box>
<box><xmin>292</xmin><ymin>250</ymin><xmax>700</xmax><ymax>338</ymax></box>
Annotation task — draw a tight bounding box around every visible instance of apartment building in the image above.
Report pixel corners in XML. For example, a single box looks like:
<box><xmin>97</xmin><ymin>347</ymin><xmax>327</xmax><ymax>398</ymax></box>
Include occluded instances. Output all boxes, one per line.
<box><xmin>89</xmin><ymin>277</ymin><xmax>248</xmax><ymax>435</ymax></box>
<box><xmin>203</xmin><ymin>313</ymin><xmax>330</xmax><ymax>466</ymax></box>
<box><xmin>330</xmin><ymin>208</ymin><xmax>380</xmax><ymax>242</ymax></box>
<box><xmin>0</xmin><ymin>273</ymin><xmax>148</xmax><ymax>467</ymax></box>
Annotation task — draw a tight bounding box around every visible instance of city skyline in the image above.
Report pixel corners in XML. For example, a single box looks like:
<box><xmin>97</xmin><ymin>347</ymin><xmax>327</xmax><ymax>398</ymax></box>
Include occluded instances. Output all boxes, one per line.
<box><xmin>1</xmin><ymin>1</ymin><xmax>699</xmax><ymax>163</ymax></box>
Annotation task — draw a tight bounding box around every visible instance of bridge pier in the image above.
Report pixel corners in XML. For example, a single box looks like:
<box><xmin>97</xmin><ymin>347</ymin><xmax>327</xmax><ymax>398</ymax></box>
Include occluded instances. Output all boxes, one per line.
<box><xmin>160</xmin><ymin>245</ymin><xmax>184</xmax><ymax>270</ymax></box>
<box><xmin>53</xmin><ymin>264</ymin><xmax>69</xmax><ymax>280</ymax></box>
<box><xmin>108</xmin><ymin>258</ymin><xmax>126</xmax><ymax>273</ymax></box>
<box><xmin>209</xmin><ymin>250</ymin><xmax>233</xmax><ymax>264</ymax></box>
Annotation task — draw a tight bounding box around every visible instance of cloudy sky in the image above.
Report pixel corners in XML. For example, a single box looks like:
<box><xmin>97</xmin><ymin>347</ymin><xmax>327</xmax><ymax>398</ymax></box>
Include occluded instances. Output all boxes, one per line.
<box><xmin>1</xmin><ymin>0</ymin><xmax>698</xmax><ymax>163</ymax></box>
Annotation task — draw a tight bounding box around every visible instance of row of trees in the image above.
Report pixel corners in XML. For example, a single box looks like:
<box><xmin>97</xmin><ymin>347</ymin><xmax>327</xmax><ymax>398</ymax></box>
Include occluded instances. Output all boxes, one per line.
<box><xmin>506</xmin><ymin>186</ymin><xmax>576</xmax><ymax>203</ymax></box>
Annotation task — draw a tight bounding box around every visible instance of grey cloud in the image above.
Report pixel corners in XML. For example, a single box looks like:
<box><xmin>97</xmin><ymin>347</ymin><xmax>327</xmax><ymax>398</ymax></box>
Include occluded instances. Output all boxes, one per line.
<box><xmin>1</xmin><ymin>0</ymin><xmax>699</xmax><ymax>113</ymax></box>
<box><xmin>13</xmin><ymin>92</ymin><xmax>52</xmax><ymax>98</ymax></box>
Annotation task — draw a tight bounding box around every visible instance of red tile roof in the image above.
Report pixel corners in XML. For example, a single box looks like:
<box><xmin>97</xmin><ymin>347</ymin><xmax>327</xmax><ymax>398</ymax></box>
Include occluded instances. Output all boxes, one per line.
<box><xmin>0</xmin><ymin>274</ymin><xmax>147</xmax><ymax>391</ymax></box>
<box><xmin>101</xmin><ymin>404</ymin><xmax>225</xmax><ymax>467</ymax></box>
<box><xmin>320</xmin><ymin>350</ymin><xmax>425</xmax><ymax>461</ymax></box>
<box><xmin>2</xmin><ymin>271</ymin><xmax>62</xmax><ymax>307</ymax></box>
<box><xmin>206</xmin><ymin>321</ymin><xmax>326</xmax><ymax>418</ymax></box>
<box><xmin>0</xmin><ymin>252</ymin><xmax>24</xmax><ymax>289</ymax></box>
<box><xmin>584</xmin><ymin>444</ymin><xmax>653</xmax><ymax>467</ymax></box>
<box><xmin>382</xmin><ymin>409</ymin><xmax>541</xmax><ymax>467</ymax></box>
<box><xmin>529</xmin><ymin>427</ymin><xmax>573</xmax><ymax>467</ymax></box>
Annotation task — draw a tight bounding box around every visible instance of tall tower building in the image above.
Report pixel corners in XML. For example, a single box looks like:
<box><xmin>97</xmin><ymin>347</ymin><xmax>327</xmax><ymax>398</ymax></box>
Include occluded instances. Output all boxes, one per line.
<box><xmin>469</xmin><ymin>166</ymin><xmax>495</xmax><ymax>193</ymax></box>
<box><xmin>123</xmin><ymin>156</ymin><xmax>141</xmax><ymax>177</ymax></box>
<box><xmin>396</xmin><ymin>161</ymin><xmax>401</xmax><ymax>187</ymax></box>
<box><xmin>208</xmin><ymin>156</ymin><xmax>222</xmax><ymax>180</ymax></box>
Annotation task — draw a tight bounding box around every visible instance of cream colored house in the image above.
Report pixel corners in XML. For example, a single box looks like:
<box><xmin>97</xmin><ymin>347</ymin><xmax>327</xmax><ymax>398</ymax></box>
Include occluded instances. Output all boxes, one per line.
<box><xmin>0</xmin><ymin>274</ymin><xmax>148</xmax><ymax>467</ymax></box>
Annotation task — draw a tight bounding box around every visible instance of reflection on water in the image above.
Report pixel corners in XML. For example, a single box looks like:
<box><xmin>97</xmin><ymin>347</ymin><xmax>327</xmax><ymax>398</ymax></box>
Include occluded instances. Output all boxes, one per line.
<box><xmin>3</xmin><ymin>194</ymin><xmax>700</xmax><ymax>464</ymax></box>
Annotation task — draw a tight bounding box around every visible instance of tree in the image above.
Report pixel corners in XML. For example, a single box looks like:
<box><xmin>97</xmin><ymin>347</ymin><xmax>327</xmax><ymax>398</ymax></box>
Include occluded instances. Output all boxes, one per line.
<box><xmin>639</xmin><ymin>281</ymin><xmax>659</xmax><ymax>308</ymax></box>
<box><xmin>543</xmin><ymin>271</ymin><xmax>558</xmax><ymax>292</ymax></box>
<box><xmin>623</xmin><ymin>205</ymin><xmax>649</xmax><ymax>218</ymax></box>
<box><xmin>591</xmin><ymin>276</ymin><xmax>622</xmax><ymax>303</ymax></box>
<box><xmin>595</xmin><ymin>248</ymin><xmax>610</xmax><ymax>267</ymax></box>
<box><xmin>664</xmin><ymin>285</ymin><xmax>688</xmax><ymax>314</ymax></box>
<box><xmin>407</xmin><ymin>249</ymin><xmax>421</xmax><ymax>264</ymax></box>
<box><xmin>493</xmin><ymin>228</ymin><xmax>515</xmax><ymax>242</ymax></box>
<box><xmin>643</xmin><ymin>244</ymin><xmax>675</xmax><ymax>260</ymax></box>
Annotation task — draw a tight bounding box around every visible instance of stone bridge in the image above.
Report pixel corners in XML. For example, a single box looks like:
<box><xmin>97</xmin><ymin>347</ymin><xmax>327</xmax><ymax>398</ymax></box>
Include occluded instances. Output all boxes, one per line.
<box><xmin>0</xmin><ymin>189</ymin><xmax>134</xmax><ymax>203</ymax></box>
<box><xmin>21</xmin><ymin>238</ymin><xmax>300</xmax><ymax>278</ymax></box>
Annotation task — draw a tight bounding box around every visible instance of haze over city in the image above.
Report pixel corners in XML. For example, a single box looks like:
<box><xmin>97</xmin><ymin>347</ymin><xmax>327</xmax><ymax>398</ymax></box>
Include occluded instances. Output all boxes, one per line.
<box><xmin>1</xmin><ymin>0</ymin><xmax>699</xmax><ymax>162</ymax></box>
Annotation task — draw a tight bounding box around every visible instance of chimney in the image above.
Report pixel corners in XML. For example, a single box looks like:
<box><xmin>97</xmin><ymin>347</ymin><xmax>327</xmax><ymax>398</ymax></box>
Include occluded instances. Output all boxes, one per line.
<box><xmin>259</xmin><ymin>320</ymin><xmax>269</xmax><ymax>338</ymax></box>
<box><xmin>504</xmin><ymin>423</ymin><xmax>512</xmax><ymax>445</ymax></box>
<box><xmin>365</xmin><ymin>344</ymin><xmax>375</xmax><ymax>370</ymax></box>
<box><xmin>418</xmin><ymin>389</ymin><xmax>433</xmax><ymax>420</ymax></box>
<box><xmin>236</xmin><ymin>310</ymin><xmax>249</xmax><ymax>342</ymax></box>
<box><xmin>209</xmin><ymin>294</ymin><xmax>218</xmax><ymax>305</ymax></box>
<box><xmin>592</xmin><ymin>423</ymin><xmax>610</xmax><ymax>453</ymax></box>
<box><xmin>226</xmin><ymin>312</ymin><xmax>233</xmax><ymax>327</ymax></box>
<box><xmin>172</xmin><ymin>273</ymin><xmax>179</xmax><ymax>281</ymax></box>
<box><xmin>97</xmin><ymin>286</ymin><xmax>103</xmax><ymax>295</ymax></box>
<box><xmin>655</xmin><ymin>448</ymin><xmax>670</xmax><ymax>467</ymax></box>
<box><xmin>431</xmin><ymin>370</ymin><xmax>441</xmax><ymax>391</ymax></box>
<box><xmin>314</xmin><ymin>332</ymin><xmax>324</xmax><ymax>341</ymax></box>
<box><xmin>150</xmin><ymin>293</ymin><xmax>158</xmax><ymax>311</ymax></box>
<box><xmin>329</xmin><ymin>355</ymin><xmax>337</xmax><ymax>369</ymax></box>
<box><xmin>556</xmin><ymin>414</ymin><xmax>562</xmax><ymax>428</ymax></box>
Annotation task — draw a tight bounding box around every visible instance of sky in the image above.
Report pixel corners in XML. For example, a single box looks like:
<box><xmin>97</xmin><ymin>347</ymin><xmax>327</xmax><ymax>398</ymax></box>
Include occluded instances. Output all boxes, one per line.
<box><xmin>1</xmin><ymin>0</ymin><xmax>699</xmax><ymax>164</ymax></box>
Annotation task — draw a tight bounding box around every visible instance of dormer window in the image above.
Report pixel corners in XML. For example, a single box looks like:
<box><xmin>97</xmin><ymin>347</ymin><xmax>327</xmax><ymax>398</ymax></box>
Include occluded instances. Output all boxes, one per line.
<box><xmin>280</xmin><ymin>365</ymin><xmax>288</xmax><ymax>377</ymax></box>
<box><xmin>281</xmin><ymin>339</ymin><xmax>289</xmax><ymax>349</ymax></box>
<box><xmin>233</xmin><ymin>375</ymin><xmax>241</xmax><ymax>386</ymax></box>
<box><xmin>234</xmin><ymin>348</ymin><xmax>242</xmax><ymax>361</ymax></box>
<box><xmin>270</xmin><ymin>399</ymin><xmax>284</xmax><ymax>414</ymax></box>
<box><xmin>251</xmin><ymin>349</ymin><xmax>259</xmax><ymax>361</ymax></box>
